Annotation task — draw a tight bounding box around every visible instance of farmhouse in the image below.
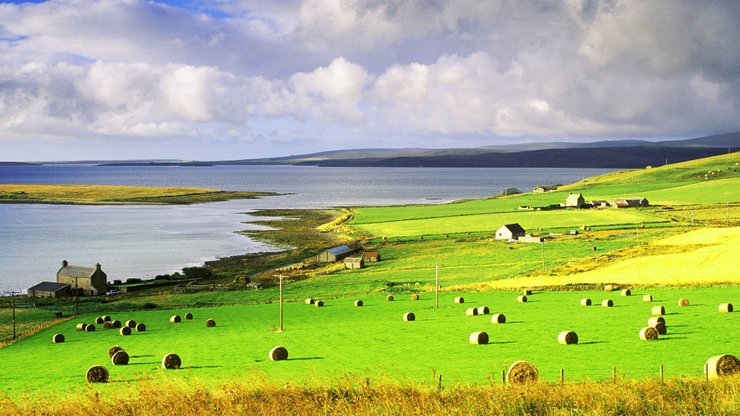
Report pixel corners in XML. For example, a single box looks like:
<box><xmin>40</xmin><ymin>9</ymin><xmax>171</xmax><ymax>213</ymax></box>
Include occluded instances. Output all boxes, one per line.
<box><xmin>316</xmin><ymin>244</ymin><xmax>360</xmax><ymax>263</ymax></box>
<box><xmin>565</xmin><ymin>193</ymin><xmax>586</xmax><ymax>208</ymax></box>
<box><xmin>26</xmin><ymin>281</ymin><xmax>70</xmax><ymax>298</ymax></box>
<box><xmin>614</xmin><ymin>197</ymin><xmax>649</xmax><ymax>208</ymax></box>
<box><xmin>495</xmin><ymin>223</ymin><xmax>526</xmax><ymax>241</ymax></box>
<box><xmin>344</xmin><ymin>257</ymin><xmax>365</xmax><ymax>269</ymax></box>
<box><xmin>363</xmin><ymin>252</ymin><xmax>381</xmax><ymax>262</ymax></box>
<box><xmin>56</xmin><ymin>260</ymin><xmax>109</xmax><ymax>296</ymax></box>
<box><xmin>533</xmin><ymin>185</ymin><xmax>558</xmax><ymax>193</ymax></box>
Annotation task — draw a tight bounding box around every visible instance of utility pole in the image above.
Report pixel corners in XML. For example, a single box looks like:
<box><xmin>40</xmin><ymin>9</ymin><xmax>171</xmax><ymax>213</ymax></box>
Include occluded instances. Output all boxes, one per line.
<box><xmin>276</xmin><ymin>275</ymin><xmax>287</xmax><ymax>332</ymax></box>
<box><xmin>435</xmin><ymin>265</ymin><xmax>439</xmax><ymax>309</ymax></box>
<box><xmin>75</xmin><ymin>277</ymin><xmax>79</xmax><ymax>315</ymax></box>
<box><xmin>6</xmin><ymin>291</ymin><xmax>20</xmax><ymax>340</ymax></box>
<box><xmin>541</xmin><ymin>242</ymin><xmax>546</xmax><ymax>272</ymax></box>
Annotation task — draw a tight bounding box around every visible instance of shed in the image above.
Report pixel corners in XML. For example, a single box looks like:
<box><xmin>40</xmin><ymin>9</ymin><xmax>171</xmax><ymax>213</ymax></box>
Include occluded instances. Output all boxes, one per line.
<box><xmin>344</xmin><ymin>257</ymin><xmax>365</xmax><ymax>269</ymax></box>
<box><xmin>614</xmin><ymin>197</ymin><xmax>649</xmax><ymax>208</ymax></box>
<box><xmin>316</xmin><ymin>245</ymin><xmax>359</xmax><ymax>263</ymax></box>
<box><xmin>565</xmin><ymin>193</ymin><xmax>585</xmax><ymax>208</ymax></box>
<box><xmin>533</xmin><ymin>185</ymin><xmax>557</xmax><ymax>193</ymax></box>
<box><xmin>56</xmin><ymin>260</ymin><xmax>108</xmax><ymax>296</ymax></box>
<box><xmin>363</xmin><ymin>252</ymin><xmax>381</xmax><ymax>262</ymax></box>
<box><xmin>495</xmin><ymin>223</ymin><xmax>526</xmax><ymax>241</ymax></box>
<box><xmin>27</xmin><ymin>281</ymin><xmax>70</xmax><ymax>298</ymax></box>
<box><xmin>518</xmin><ymin>235</ymin><xmax>545</xmax><ymax>243</ymax></box>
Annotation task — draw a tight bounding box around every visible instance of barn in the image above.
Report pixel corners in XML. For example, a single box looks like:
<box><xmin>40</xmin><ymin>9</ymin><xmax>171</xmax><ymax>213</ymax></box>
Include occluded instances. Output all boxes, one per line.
<box><xmin>344</xmin><ymin>257</ymin><xmax>365</xmax><ymax>269</ymax></box>
<box><xmin>614</xmin><ymin>197</ymin><xmax>649</xmax><ymax>208</ymax></box>
<box><xmin>316</xmin><ymin>245</ymin><xmax>360</xmax><ymax>263</ymax></box>
<box><xmin>27</xmin><ymin>282</ymin><xmax>70</xmax><ymax>298</ymax></box>
<box><xmin>495</xmin><ymin>223</ymin><xmax>526</xmax><ymax>241</ymax></box>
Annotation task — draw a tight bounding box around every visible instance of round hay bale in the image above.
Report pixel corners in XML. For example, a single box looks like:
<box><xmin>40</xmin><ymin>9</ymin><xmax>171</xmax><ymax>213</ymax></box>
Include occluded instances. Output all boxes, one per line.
<box><xmin>580</xmin><ymin>298</ymin><xmax>591</xmax><ymax>306</ymax></box>
<box><xmin>523</xmin><ymin>289</ymin><xmax>532</xmax><ymax>295</ymax></box>
<box><xmin>651</xmin><ymin>306</ymin><xmax>665</xmax><ymax>316</ymax></box>
<box><xmin>85</xmin><ymin>324</ymin><xmax>96</xmax><ymax>332</ymax></box>
<box><xmin>111</xmin><ymin>350</ymin><xmax>129</xmax><ymax>366</ymax></box>
<box><xmin>558</xmin><ymin>331</ymin><xmax>578</xmax><ymax>345</ymax></box>
<box><xmin>108</xmin><ymin>345</ymin><xmax>124</xmax><ymax>358</ymax></box>
<box><xmin>52</xmin><ymin>333</ymin><xmax>65</xmax><ymax>343</ymax></box>
<box><xmin>125</xmin><ymin>319</ymin><xmax>137</xmax><ymax>328</ymax></box>
<box><xmin>491</xmin><ymin>313</ymin><xmax>506</xmax><ymax>324</ymax></box>
<box><xmin>621</xmin><ymin>289</ymin><xmax>631</xmax><ymax>296</ymax></box>
<box><xmin>678</xmin><ymin>298</ymin><xmax>689</xmax><ymax>307</ymax></box>
<box><xmin>206</xmin><ymin>319</ymin><xmax>216</xmax><ymax>327</ymax></box>
<box><xmin>86</xmin><ymin>365</ymin><xmax>109</xmax><ymax>383</ymax></box>
<box><xmin>354</xmin><ymin>300</ymin><xmax>363</xmax><ymax>307</ymax></box>
<box><xmin>75</xmin><ymin>323</ymin><xmax>87</xmax><ymax>331</ymax></box>
<box><xmin>705</xmin><ymin>354</ymin><xmax>740</xmax><ymax>379</ymax></box>
<box><xmin>639</xmin><ymin>326</ymin><xmax>659</xmax><ymax>341</ymax></box>
<box><xmin>136</xmin><ymin>323</ymin><xmax>147</xmax><ymax>332</ymax></box>
<box><xmin>170</xmin><ymin>315</ymin><xmax>181</xmax><ymax>323</ymax></box>
<box><xmin>507</xmin><ymin>361</ymin><xmax>539</xmax><ymax>384</ymax></box>
<box><xmin>465</xmin><ymin>307</ymin><xmax>478</xmax><ymax>316</ymax></box>
<box><xmin>305</xmin><ymin>298</ymin><xmax>314</xmax><ymax>305</ymax></box>
<box><xmin>651</xmin><ymin>322</ymin><xmax>667</xmax><ymax>335</ymax></box>
<box><xmin>184</xmin><ymin>313</ymin><xmax>193</xmax><ymax>320</ymax></box>
<box><xmin>517</xmin><ymin>295</ymin><xmax>528</xmax><ymax>303</ymax></box>
<box><xmin>103</xmin><ymin>315</ymin><xmax>112</xmax><ymax>322</ymax></box>
<box><xmin>119</xmin><ymin>326</ymin><xmax>131</xmax><ymax>336</ymax></box>
<box><xmin>602</xmin><ymin>299</ymin><xmax>613</xmax><ymax>307</ymax></box>
<box><xmin>469</xmin><ymin>331</ymin><xmax>489</xmax><ymax>344</ymax></box>
<box><xmin>315</xmin><ymin>300</ymin><xmax>324</xmax><ymax>307</ymax></box>
<box><xmin>648</xmin><ymin>316</ymin><xmax>665</xmax><ymax>327</ymax></box>
<box><xmin>95</xmin><ymin>317</ymin><xmax>104</xmax><ymax>324</ymax></box>
<box><xmin>112</xmin><ymin>320</ymin><xmax>122</xmax><ymax>328</ymax></box>
<box><xmin>604</xmin><ymin>284</ymin><xmax>616</xmax><ymax>292</ymax></box>
<box><xmin>269</xmin><ymin>346</ymin><xmax>288</xmax><ymax>361</ymax></box>
<box><xmin>454</xmin><ymin>296</ymin><xmax>464</xmax><ymax>304</ymax></box>
<box><xmin>403</xmin><ymin>312</ymin><xmax>416</xmax><ymax>321</ymax></box>
<box><xmin>410</xmin><ymin>293</ymin><xmax>419</xmax><ymax>301</ymax></box>
<box><xmin>643</xmin><ymin>295</ymin><xmax>653</xmax><ymax>302</ymax></box>
<box><xmin>386</xmin><ymin>295</ymin><xmax>394</xmax><ymax>301</ymax></box>
<box><xmin>103</xmin><ymin>322</ymin><xmax>114</xmax><ymax>329</ymax></box>
<box><xmin>162</xmin><ymin>353</ymin><xmax>181</xmax><ymax>369</ymax></box>
<box><xmin>719</xmin><ymin>303</ymin><xmax>733</xmax><ymax>313</ymax></box>
<box><xmin>477</xmin><ymin>306</ymin><xmax>490</xmax><ymax>315</ymax></box>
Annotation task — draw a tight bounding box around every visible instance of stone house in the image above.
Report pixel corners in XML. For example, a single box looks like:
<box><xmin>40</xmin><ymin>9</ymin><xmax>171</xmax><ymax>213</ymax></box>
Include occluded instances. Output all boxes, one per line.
<box><xmin>495</xmin><ymin>223</ymin><xmax>526</xmax><ymax>241</ymax></box>
<box><xmin>56</xmin><ymin>260</ymin><xmax>109</xmax><ymax>296</ymax></box>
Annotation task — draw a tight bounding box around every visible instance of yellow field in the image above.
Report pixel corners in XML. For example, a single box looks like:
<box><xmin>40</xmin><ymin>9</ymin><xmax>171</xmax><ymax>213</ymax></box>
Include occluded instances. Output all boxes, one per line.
<box><xmin>474</xmin><ymin>227</ymin><xmax>740</xmax><ymax>288</ymax></box>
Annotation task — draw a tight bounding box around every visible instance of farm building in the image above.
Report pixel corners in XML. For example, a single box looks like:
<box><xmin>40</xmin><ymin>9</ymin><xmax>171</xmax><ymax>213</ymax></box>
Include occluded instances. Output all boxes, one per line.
<box><xmin>316</xmin><ymin>245</ymin><xmax>360</xmax><ymax>263</ymax></box>
<box><xmin>533</xmin><ymin>185</ymin><xmax>557</xmax><ymax>193</ymax></box>
<box><xmin>344</xmin><ymin>257</ymin><xmax>365</xmax><ymax>269</ymax></box>
<box><xmin>56</xmin><ymin>260</ymin><xmax>109</xmax><ymax>296</ymax></box>
<box><xmin>27</xmin><ymin>281</ymin><xmax>70</xmax><ymax>298</ymax></box>
<box><xmin>495</xmin><ymin>223</ymin><xmax>526</xmax><ymax>241</ymax></box>
<box><xmin>363</xmin><ymin>252</ymin><xmax>381</xmax><ymax>262</ymax></box>
<box><xmin>518</xmin><ymin>235</ymin><xmax>545</xmax><ymax>243</ymax></box>
<box><xmin>590</xmin><ymin>200</ymin><xmax>610</xmax><ymax>208</ymax></box>
<box><xmin>614</xmin><ymin>198</ymin><xmax>649</xmax><ymax>208</ymax></box>
<box><xmin>565</xmin><ymin>193</ymin><xmax>585</xmax><ymax>207</ymax></box>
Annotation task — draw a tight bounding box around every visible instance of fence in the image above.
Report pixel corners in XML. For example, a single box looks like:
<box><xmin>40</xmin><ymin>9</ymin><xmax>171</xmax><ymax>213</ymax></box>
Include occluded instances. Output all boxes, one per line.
<box><xmin>0</xmin><ymin>316</ymin><xmax>72</xmax><ymax>348</ymax></box>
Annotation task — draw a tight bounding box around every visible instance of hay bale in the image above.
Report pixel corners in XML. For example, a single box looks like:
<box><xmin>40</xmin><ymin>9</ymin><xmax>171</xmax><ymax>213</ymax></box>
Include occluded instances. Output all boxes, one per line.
<box><xmin>162</xmin><ymin>353</ymin><xmax>182</xmax><ymax>369</ymax></box>
<box><xmin>103</xmin><ymin>315</ymin><xmax>112</xmax><ymax>322</ymax></box>
<box><xmin>580</xmin><ymin>298</ymin><xmax>592</xmax><ymax>306</ymax></box>
<box><xmin>386</xmin><ymin>295</ymin><xmax>394</xmax><ymax>301</ymax></box>
<box><xmin>125</xmin><ymin>319</ymin><xmax>137</xmax><ymax>328</ymax></box>
<box><xmin>469</xmin><ymin>331</ymin><xmax>489</xmax><ymax>344</ymax></box>
<box><xmin>170</xmin><ymin>315</ymin><xmax>182</xmax><ymax>323</ymax></box>
<box><xmin>95</xmin><ymin>317</ymin><xmax>104</xmax><ymax>324</ymax></box>
<box><xmin>621</xmin><ymin>289</ymin><xmax>631</xmax><ymax>296</ymax></box>
<box><xmin>411</xmin><ymin>293</ymin><xmax>419</xmax><ymax>301</ymax></box>
<box><xmin>86</xmin><ymin>365</ymin><xmax>109</xmax><ymax>383</ymax></box>
<box><xmin>648</xmin><ymin>316</ymin><xmax>665</xmax><ymax>327</ymax></box>
<box><xmin>85</xmin><ymin>324</ymin><xmax>96</xmax><ymax>332</ymax></box>
<box><xmin>108</xmin><ymin>345</ymin><xmax>124</xmax><ymax>358</ymax></box>
<box><xmin>507</xmin><ymin>361</ymin><xmax>539</xmax><ymax>384</ymax></box>
<box><xmin>477</xmin><ymin>306</ymin><xmax>490</xmax><ymax>315</ymax></box>
<box><xmin>75</xmin><ymin>323</ymin><xmax>87</xmax><ymax>331</ymax></box>
<box><xmin>523</xmin><ymin>289</ymin><xmax>532</xmax><ymax>295</ymax></box>
<box><xmin>52</xmin><ymin>333</ymin><xmax>65</xmax><ymax>343</ymax></box>
<box><xmin>112</xmin><ymin>320</ymin><xmax>122</xmax><ymax>328</ymax></box>
<box><xmin>677</xmin><ymin>298</ymin><xmax>689</xmax><ymax>307</ymax></box>
<box><xmin>517</xmin><ymin>295</ymin><xmax>528</xmax><ymax>303</ymax></box>
<box><xmin>305</xmin><ymin>298</ymin><xmax>314</xmax><ymax>305</ymax></box>
<box><xmin>136</xmin><ymin>323</ymin><xmax>146</xmax><ymax>332</ymax></box>
<box><xmin>639</xmin><ymin>326</ymin><xmax>659</xmax><ymax>340</ymax></box>
<box><xmin>558</xmin><ymin>331</ymin><xmax>578</xmax><ymax>345</ymax></box>
<box><xmin>602</xmin><ymin>299</ymin><xmax>613</xmax><ymax>307</ymax></box>
<box><xmin>643</xmin><ymin>295</ymin><xmax>653</xmax><ymax>302</ymax></box>
<box><xmin>719</xmin><ymin>303</ymin><xmax>733</xmax><ymax>313</ymax></box>
<box><xmin>119</xmin><ymin>326</ymin><xmax>132</xmax><ymax>336</ymax></box>
<box><xmin>184</xmin><ymin>313</ymin><xmax>193</xmax><ymax>320</ymax></box>
<box><xmin>111</xmin><ymin>350</ymin><xmax>129</xmax><ymax>366</ymax></box>
<box><xmin>466</xmin><ymin>308</ymin><xmax>478</xmax><ymax>316</ymax></box>
<box><xmin>315</xmin><ymin>300</ymin><xmax>324</xmax><ymax>307</ymax></box>
<box><xmin>651</xmin><ymin>306</ymin><xmax>665</xmax><ymax>316</ymax></box>
<box><xmin>651</xmin><ymin>322</ymin><xmax>667</xmax><ymax>335</ymax></box>
<box><xmin>403</xmin><ymin>312</ymin><xmax>416</xmax><ymax>321</ymax></box>
<box><xmin>206</xmin><ymin>319</ymin><xmax>216</xmax><ymax>327</ymax></box>
<box><xmin>604</xmin><ymin>284</ymin><xmax>616</xmax><ymax>292</ymax></box>
<box><xmin>454</xmin><ymin>296</ymin><xmax>464</xmax><ymax>304</ymax></box>
<box><xmin>705</xmin><ymin>354</ymin><xmax>740</xmax><ymax>379</ymax></box>
<box><xmin>491</xmin><ymin>313</ymin><xmax>506</xmax><ymax>324</ymax></box>
<box><xmin>103</xmin><ymin>322</ymin><xmax>114</xmax><ymax>329</ymax></box>
<box><xmin>269</xmin><ymin>346</ymin><xmax>288</xmax><ymax>361</ymax></box>
<box><xmin>354</xmin><ymin>300</ymin><xmax>363</xmax><ymax>307</ymax></box>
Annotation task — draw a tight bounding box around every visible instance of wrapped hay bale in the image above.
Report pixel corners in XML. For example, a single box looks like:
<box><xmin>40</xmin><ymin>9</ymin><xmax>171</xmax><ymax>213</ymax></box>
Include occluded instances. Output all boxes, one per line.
<box><xmin>403</xmin><ymin>312</ymin><xmax>416</xmax><ymax>321</ymax></box>
<box><xmin>411</xmin><ymin>294</ymin><xmax>419</xmax><ymax>301</ymax></box>
<box><xmin>119</xmin><ymin>326</ymin><xmax>132</xmax><ymax>336</ymax></box>
<box><xmin>719</xmin><ymin>303</ymin><xmax>733</xmax><ymax>313</ymax></box>
<box><xmin>517</xmin><ymin>295</ymin><xmax>528</xmax><ymax>303</ymax></box>
<box><xmin>705</xmin><ymin>354</ymin><xmax>740</xmax><ymax>379</ymax></box>
<box><xmin>558</xmin><ymin>331</ymin><xmax>578</xmax><ymax>345</ymax></box>
<box><xmin>162</xmin><ymin>353</ymin><xmax>182</xmax><ymax>369</ymax></box>
<box><xmin>651</xmin><ymin>306</ymin><xmax>665</xmax><ymax>316</ymax></box>
<box><xmin>75</xmin><ymin>323</ymin><xmax>87</xmax><ymax>331</ymax></box>
<box><xmin>678</xmin><ymin>298</ymin><xmax>689</xmax><ymax>307</ymax></box>
<box><xmin>651</xmin><ymin>322</ymin><xmax>667</xmax><ymax>335</ymax></box>
<box><xmin>466</xmin><ymin>308</ymin><xmax>478</xmax><ymax>316</ymax></box>
<box><xmin>639</xmin><ymin>326</ymin><xmax>659</xmax><ymax>341</ymax></box>
<box><xmin>52</xmin><ymin>333</ymin><xmax>65</xmax><ymax>343</ymax></box>
<box><xmin>103</xmin><ymin>315</ymin><xmax>112</xmax><ymax>322</ymax></box>
<box><xmin>108</xmin><ymin>345</ymin><xmax>124</xmax><ymax>358</ymax></box>
<box><xmin>477</xmin><ymin>306</ymin><xmax>490</xmax><ymax>315</ymax></box>
<box><xmin>386</xmin><ymin>295</ymin><xmax>394</xmax><ymax>301</ymax></box>
<box><xmin>86</xmin><ymin>365</ymin><xmax>109</xmax><ymax>383</ymax></box>
<box><xmin>103</xmin><ymin>322</ymin><xmax>114</xmax><ymax>329</ymax></box>
<box><xmin>454</xmin><ymin>296</ymin><xmax>464</xmax><ymax>304</ymax></box>
<box><xmin>206</xmin><ymin>319</ymin><xmax>216</xmax><ymax>327</ymax></box>
<box><xmin>305</xmin><ymin>298</ymin><xmax>314</xmax><ymax>305</ymax></box>
<box><xmin>491</xmin><ymin>313</ymin><xmax>506</xmax><ymax>324</ymax></box>
<box><xmin>621</xmin><ymin>289</ymin><xmax>631</xmax><ymax>296</ymax></box>
<box><xmin>136</xmin><ymin>323</ymin><xmax>146</xmax><ymax>332</ymax></box>
<box><xmin>170</xmin><ymin>315</ymin><xmax>182</xmax><ymax>323</ymax></box>
<box><xmin>354</xmin><ymin>300</ymin><xmax>363</xmax><ymax>307</ymax></box>
<box><xmin>95</xmin><ymin>317</ymin><xmax>104</xmax><ymax>324</ymax></box>
<box><xmin>523</xmin><ymin>289</ymin><xmax>532</xmax><ymax>295</ymax></box>
<box><xmin>507</xmin><ymin>361</ymin><xmax>539</xmax><ymax>384</ymax></box>
<box><xmin>602</xmin><ymin>299</ymin><xmax>613</xmax><ymax>307</ymax></box>
<box><xmin>111</xmin><ymin>350</ymin><xmax>129</xmax><ymax>366</ymax></box>
<box><xmin>315</xmin><ymin>300</ymin><xmax>324</xmax><ymax>307</ymax></box>
<box><xmin>125</xmin><ymin>319</ymin><xmax>137</xmax><ymax>328</ymax></box>
<box><xmin>580</xmin><ymin>298</ymin><xmax>591</xmax><ymax>306</ymax></box>
<box><xmin>469</xmin><ymin>331</ymin><xmax>489</xmax><ymax>345</ymax></box>
<box><xmin>269</xmin><ymin>346</ymin><xmax>288</xmax><ymax>361</ymax></box>
<box><xmin>648</xmin><ymin>316</ymin><xmax>666</xmax><ymax>327</ymax></box>
<box><xmin>85</xmin><ymin>324</ymin><xmax>96</xmax><ymax>332</ymax></box>
<box><xmin>184</xmin><ymin>313</ymin><xmax>193</xmax><ymax>320</ymax></box>
<box><xmin>112</xmin><ymin>320</ymin><xmax>122</xmax><ymax>328</ymax></box>
<box><xmin>643</xmin><ymin>295</ymin><xmax>653</xmax><ymax>302</ymax></box>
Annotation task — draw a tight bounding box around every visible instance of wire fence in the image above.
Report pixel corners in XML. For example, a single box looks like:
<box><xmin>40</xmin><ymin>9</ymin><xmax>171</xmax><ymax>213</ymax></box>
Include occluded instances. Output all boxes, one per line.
<box><xmin>0</xmin><ymin>316</ymin><xmax>72</xmax><ymax>348</ymax></box>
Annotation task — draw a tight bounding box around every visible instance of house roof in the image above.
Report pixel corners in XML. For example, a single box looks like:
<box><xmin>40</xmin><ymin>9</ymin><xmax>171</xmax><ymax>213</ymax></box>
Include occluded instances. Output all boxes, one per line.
<box><xmin>327</xmin><ymin>245</ymin><xmax>355</xmax><ymax>256</ymax></box>
<box><xmin>344</xmin><ymin>257</ymin><xmax>364</xmax><ymax>263</ymax></box>
<box><xmin>28</xmin><ymin>281</ymin><xmax>70</xmax><ymax>293</ymax></box>
<box><xmin>363</xmin><ymin>252</ymin><xmax>380</xmax><ymax>258</ymax></box>
<box><xmin>501</xmin><ymin>223</ymin><xmax>526</xmax><ymax>234</ymax></box>
<box><xmin>58</xmin><ymin>265</ymin><xmax>96</xmax><ymax>278</ymax></box>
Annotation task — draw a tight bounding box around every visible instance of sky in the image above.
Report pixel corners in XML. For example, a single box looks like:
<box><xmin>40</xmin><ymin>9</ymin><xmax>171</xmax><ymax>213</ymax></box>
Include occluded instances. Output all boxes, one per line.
<box><xmin>0</xmin><ymin>0</ymin><xmax>739</xmax><ymax>161</ymax></box>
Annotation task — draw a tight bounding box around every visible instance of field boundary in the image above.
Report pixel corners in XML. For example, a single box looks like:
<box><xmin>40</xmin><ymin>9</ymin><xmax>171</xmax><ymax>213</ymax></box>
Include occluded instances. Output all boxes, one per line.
<box><xmin>0</xmin><ymin>316</ymin><xmax>72</xmax><ymax>349</ymax></box>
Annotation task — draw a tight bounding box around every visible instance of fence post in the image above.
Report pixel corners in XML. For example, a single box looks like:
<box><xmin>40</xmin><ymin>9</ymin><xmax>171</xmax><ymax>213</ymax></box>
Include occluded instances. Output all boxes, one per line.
<box><xmin>502</xmin><ymin>370</ymin><xmax>506</xmax><ymax>385</ymax></box>
<box><xmin>612</xmin><ymin>366</ymin><xmax>617</xmax><ymax>383</ymax></box>
<box><xmin>438</xmin><ymin>374</ymin><xmax>443</xmax><ymax>391</ymax></box>
<box><xmin>560</xmin><ymin>368</ymin><xmax>564</xmax><ymax>386</ymax></box>
<box><xmin>660</xmin><ymin>364</ymin><xmax>664</xmax><ymax>382</ymax></box>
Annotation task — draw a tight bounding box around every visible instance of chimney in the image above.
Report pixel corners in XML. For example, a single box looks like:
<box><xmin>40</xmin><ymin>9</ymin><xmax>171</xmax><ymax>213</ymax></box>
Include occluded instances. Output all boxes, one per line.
<box><xmin>62</xmin><ymin>260</ymin><xmax>68</xmax><ymax>268</ymax></box>
<box><xmin>95</xmin><ymin>263</ymin><xmax>101</xmax><ymax>271</ymax></box>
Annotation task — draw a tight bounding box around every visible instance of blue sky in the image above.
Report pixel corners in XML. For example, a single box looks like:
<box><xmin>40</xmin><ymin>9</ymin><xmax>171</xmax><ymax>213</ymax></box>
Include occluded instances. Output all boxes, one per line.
<box><xmin>0</xmin><ymin>0</ymin><xmax>739</xmax><ymax>161</ymax></box>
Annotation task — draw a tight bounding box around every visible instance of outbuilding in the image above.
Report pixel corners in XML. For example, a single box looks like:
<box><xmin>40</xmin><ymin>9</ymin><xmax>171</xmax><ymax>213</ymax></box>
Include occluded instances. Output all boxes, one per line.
<box><xmin>316</xmin><ymin>245</ymin><xmax>360</xmax><ymax>263</ymax></box>
<box><xmin>363</xmin><ymin>252</ymin><xmax>381</xmax><ymax>262</ymax></box>
<box><xmin>614</xmin><ymin>197</ymin><xmax>649</xmax><ymax>208</ymax></box>
<box><xmin>495</xmin><ymin>223</ymin><xmax>526</xmax><ymax>241</ymax></box>
<box><xmin>344</xmin><ymin>257</ymin><xmax>365</xmax><ymax>269</ymax></box>
<box><xmin>27</xmin><ymin>281</ymin><xmax>70</xmax><ymax>298</ymax></box>
<box><xmin>533</xmin><ymin>185</ymin><xmax>557</xmax><ymax>193</ymax></box>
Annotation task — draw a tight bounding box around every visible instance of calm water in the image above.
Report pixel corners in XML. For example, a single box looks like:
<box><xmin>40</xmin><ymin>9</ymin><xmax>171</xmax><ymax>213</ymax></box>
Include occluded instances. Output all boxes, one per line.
<box><xmin>0</xmin><ymin>165</ymin><xmax>612</xmax><ymax>291</ymax></box>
